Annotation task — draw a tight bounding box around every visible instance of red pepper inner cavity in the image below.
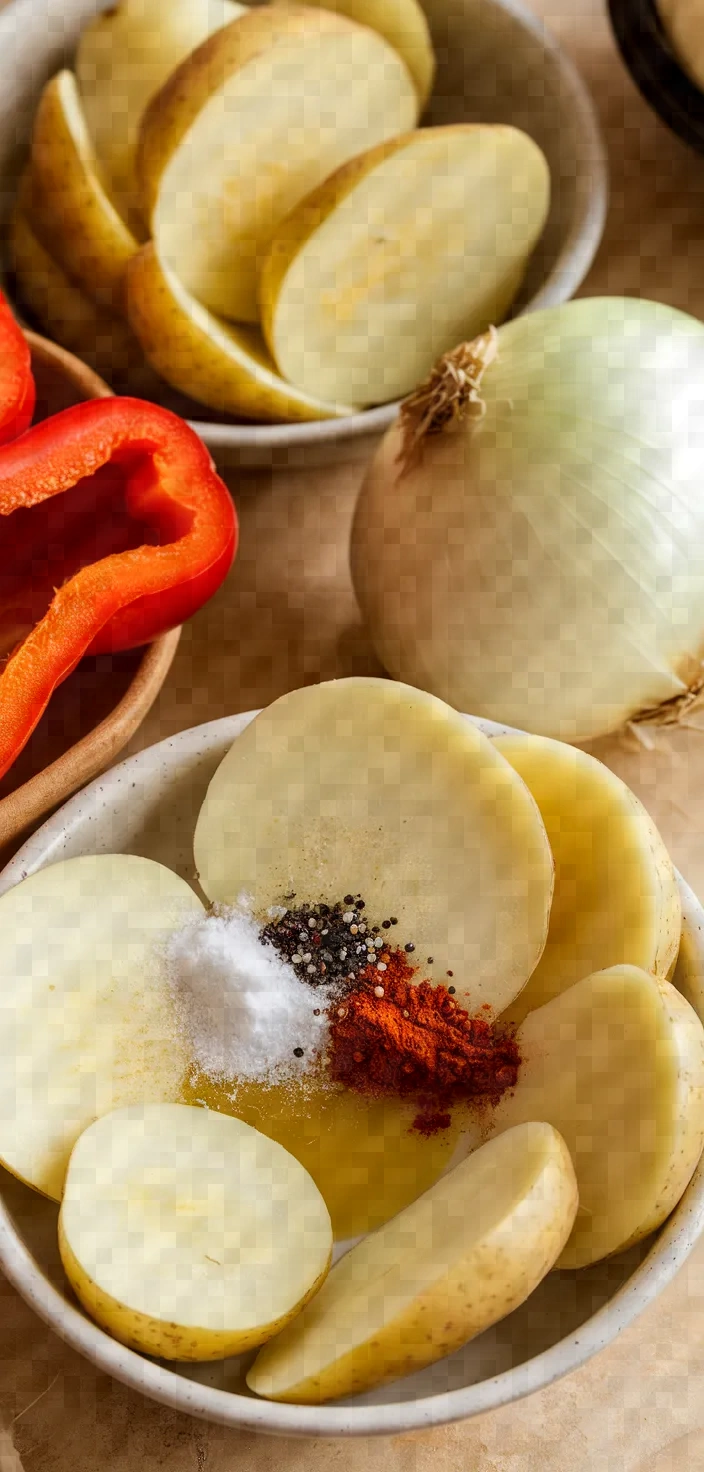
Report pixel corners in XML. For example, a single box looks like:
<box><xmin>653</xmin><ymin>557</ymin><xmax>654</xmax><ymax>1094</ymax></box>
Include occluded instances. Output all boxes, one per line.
<box><xmin>0</xmin><ymin>452</ymin><xmax>174</xmax><ymax>663</ymax></box>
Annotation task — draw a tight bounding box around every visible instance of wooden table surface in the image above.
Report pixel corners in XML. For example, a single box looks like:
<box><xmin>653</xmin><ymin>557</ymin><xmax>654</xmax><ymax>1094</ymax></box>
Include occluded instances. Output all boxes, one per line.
<box><xmin>5</xmin><ymin>1</ymin><xmax>704</xmax><ymax>1467</ymax></box>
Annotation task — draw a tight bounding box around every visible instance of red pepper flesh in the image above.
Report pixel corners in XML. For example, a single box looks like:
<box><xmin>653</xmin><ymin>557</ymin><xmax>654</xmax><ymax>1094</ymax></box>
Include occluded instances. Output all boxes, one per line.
<box><xmin>0</xmin><ymin>397</ymin><xmax>237</xmax><ymax>779</ymax></box>
<box><xmin>0</xmin><ymin>290</ymin><xmax>35</xmax><ymax>444</ymax></box>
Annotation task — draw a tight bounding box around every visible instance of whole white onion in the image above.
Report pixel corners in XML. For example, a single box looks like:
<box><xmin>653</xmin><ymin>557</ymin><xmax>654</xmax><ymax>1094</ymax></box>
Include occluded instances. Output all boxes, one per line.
<box><xmin>350</xmin><ymin>297</ymin><xmax>704</xmax><ymax>743</ymax></box>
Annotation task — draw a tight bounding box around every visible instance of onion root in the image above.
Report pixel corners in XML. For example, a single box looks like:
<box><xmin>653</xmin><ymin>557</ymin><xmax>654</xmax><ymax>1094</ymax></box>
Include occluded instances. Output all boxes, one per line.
<box><xmin>630</xmin><ymin>670</ymin><xmax>704</xmax><ymax>730</ymax></box>
<box><xmin>397</xmin><ymin>327</ymin><xmax>498</xmax><ymax>473</ymax></box>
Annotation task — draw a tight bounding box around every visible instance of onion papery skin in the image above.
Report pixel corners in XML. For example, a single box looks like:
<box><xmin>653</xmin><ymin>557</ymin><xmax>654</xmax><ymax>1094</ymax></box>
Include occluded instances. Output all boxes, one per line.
<box><xmin>350</xmin><ymin>297</ymin><xmax>704</xmax><ymax>743</ymax></box>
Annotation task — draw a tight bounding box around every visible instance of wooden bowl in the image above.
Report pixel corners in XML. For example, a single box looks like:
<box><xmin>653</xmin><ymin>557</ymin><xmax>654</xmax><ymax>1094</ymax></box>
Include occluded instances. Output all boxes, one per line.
<box><xmin>0</xmin><ymin>331</ymin><xmax>181</xmax><ymax>854</ymax></box>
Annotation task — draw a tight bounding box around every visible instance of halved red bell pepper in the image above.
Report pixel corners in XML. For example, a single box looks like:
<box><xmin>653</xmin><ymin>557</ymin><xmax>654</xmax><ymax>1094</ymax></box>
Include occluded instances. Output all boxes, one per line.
<box><xmin>0</xmin><ymin>396</ymin><xmax>237</xmax><ymax>779</ymax></box>
<box><xmin>0</xmin><ymin>290</ymin><xmax>35</xmax><ymax>444</ymax></box>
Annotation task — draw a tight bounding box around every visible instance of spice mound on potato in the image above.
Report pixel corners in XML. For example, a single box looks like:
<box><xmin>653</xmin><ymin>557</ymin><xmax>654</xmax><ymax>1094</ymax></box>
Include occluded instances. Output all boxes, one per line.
<box><xmin>193</xmin><ymin>677</ymin><xmax>555</xmax><ymax>1015</ymax></box>
<box><xmin>1</xmin><ymin>678</ymin><xmax>703</xmax><ymax>1400</ymax></box>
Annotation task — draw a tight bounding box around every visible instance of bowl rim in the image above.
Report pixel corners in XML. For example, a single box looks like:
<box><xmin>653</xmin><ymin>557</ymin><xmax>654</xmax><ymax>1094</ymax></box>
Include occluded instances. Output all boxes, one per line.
<box><xmin>0</xmin><ymin>0</ymin><xmax>608</xmax><ymax>456</ymax></box>
<box><xmin>607</xmin><ymin>0</ymin><xmax>704</xmax><ymax>155</ymax></box>
<box><xmin>0</xmin><ymin>711</ymin><xmax>701</xmax><ymax>1437</ymax></box>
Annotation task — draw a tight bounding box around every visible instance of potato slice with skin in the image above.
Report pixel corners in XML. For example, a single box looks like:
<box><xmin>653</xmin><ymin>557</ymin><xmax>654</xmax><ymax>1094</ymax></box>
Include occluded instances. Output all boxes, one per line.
<box><xmin>76</xmin><ymin>0</ymin><xmax>245</xmax><ymax>232</ymax></box>
<box><xmin>0</xmin><ymin>855</ymin><xmax>203</xmax><ymax>1201</ymax></box>
<box><xmin>260</xmin><ymin>125</ymin><xmax>550</xmax><ymax>407</ymax></box>
<box><xmin>59</xmin><ymin>1104</ymin><xmax>332</xmax><ymax>1360</ymax></box>
<box><xmin>127</xmin><ymin>242</ymin><xmax>356</xmax><ymax>420</ymax></box>
<box><xmin>274</xmin><ymin>0</ymin><xmax>435</xmax><ymax>108</ymax></box>
<box><xmin>247</xmin><ymin>1120</ymin><xmax>577</xmax><ymax>1403</ymax></box>
<box><xmin>193</xmin><ymin>678</ymin><xmax>554</xmax><ymax>1015</ymax></box>
<box><xmin>490</xmin><ymin>965</ymin><xmax>704</xmax><ymax>1269</ymax></box>
<box><xmin>30</xmin><ymin>71</ymin><xmax>140</xmax><ymax>314</ymax></box>
<box><xmin>10</xmin><ymin>198</ymin><xmax>162</xmax><ymax>395</ymax></box>
<box><xmin>138</xmin><ymin>5</ymin><xmax>418</xmax><ymax>323</ymax></box>
<box><xmin>492</xmin><ymin>732</ymin><xmax>681</xmax><ymax>1027</ymax></box>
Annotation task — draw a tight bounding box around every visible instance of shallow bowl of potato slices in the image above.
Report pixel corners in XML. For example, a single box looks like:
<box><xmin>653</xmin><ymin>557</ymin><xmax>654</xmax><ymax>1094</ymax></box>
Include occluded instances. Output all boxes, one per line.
<box><xmin>0</xmin><ymin>0</ymin><xmax>606</xmax><ymax>466</ymax></box>
<box><xmin>0</xmin><ymin>699</ymin><xmax>701</xmax><ymax>1437</ymax></box>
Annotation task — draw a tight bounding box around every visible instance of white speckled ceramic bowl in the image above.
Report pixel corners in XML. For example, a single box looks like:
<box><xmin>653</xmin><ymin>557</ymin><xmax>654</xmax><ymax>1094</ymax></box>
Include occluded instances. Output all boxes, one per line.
<box><xmin>0</xmin><ymin>712</ymin><xmax>702</xmax><ymax>1437</ymax></box>
<box><xmin>0</xmin><ymin>0</ymin><xmax>607</xmax><ymax>468</ymax></box>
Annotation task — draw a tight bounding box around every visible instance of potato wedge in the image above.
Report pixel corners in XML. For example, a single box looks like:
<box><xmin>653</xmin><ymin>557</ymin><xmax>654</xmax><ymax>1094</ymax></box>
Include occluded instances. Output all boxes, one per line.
<box><xmin>274</xmin><ymin>0</ymin><xmax>435</xmax><ymax>108</ymax></box>
<box><xmin>59</xmin><ymin>1104</ymin><xmax>332</xmax><ymax>1360</ymax></box>
<box><xmin>247</xmin><ymin>1120</ymin><xmax>577</xmax><ymax>1403</ymax></box>
<box><xmin>493</xmin><ymin>733</ymin><xmax>681</xmax><ymax>1027</ymax></box>
<box><xmin>193</xmin><ymin>678</ymin><xmax>554</xmax><ymax>1016</ymax></box>
<box><xmin>76</xmin><ymin>0</ymin><xmax>245</xmax><ymax>231</ymax></box>
<box><xmin>138</xmin><ymin>5</ymin><xmax>418</xmax><ymax>322</ymax></box>
<box><xmin>491</xmin><ymin>965</ymin><xmax>704</xmax><ymax>1269</ymax></box>
<box><xmin>0</xmin><ymin>855</ymin><xmax>203</xmax><ymax>1200</ymax></box>
<box><xmin>10</xmin><ymin>199</ymin><xmax>160</xmax><ymax>393</ymax></box>
<box><xmin>29</xmin><ymin>71</ymin><xmax>140</xmax><ymax>314</ymax></box>
<box><xmin>127</xmin><ymin>242</ymin><xmax>355</xmax><ymax>420</ymax></box>
<box><xmin>261</xmin><ymin>125</ymin><xmax>550</xmax><ymax>406</ymax></box>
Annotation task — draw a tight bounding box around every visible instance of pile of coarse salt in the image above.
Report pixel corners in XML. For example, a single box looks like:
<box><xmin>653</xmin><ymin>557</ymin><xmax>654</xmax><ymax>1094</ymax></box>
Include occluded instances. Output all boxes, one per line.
<box><xmin>164</xmin><ymin>902</ymin><xmax>340</xmax><ymax>1085</ymax></box>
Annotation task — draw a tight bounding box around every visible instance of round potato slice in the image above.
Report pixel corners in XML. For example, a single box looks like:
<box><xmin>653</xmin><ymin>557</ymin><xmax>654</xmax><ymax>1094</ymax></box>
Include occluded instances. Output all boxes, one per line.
<box><xmin>0</xmin><ymin>855</ymin><xmax>203</xmax><ymax>1201</ymax></box>
<box><xmin>29</xmin><ymin>71</ymin><xmax>141</xmax><ymax>314</ymax></box>
<box><xmin>127</xmin><ymin>243</ymin><xmax>356</xmax><ymax>420</ymax></box>
<box><xmin>491</xmin><ymin>965</ymin><xmax>704</xmax><ymax>1269</ymax></box>
<box><xmin>493</xmin><ymin>733</ymin><xmax>681</xmax><ymax>1027</ymax></box>
<box><xmin>260</xmin><ymin>125</ymin><xmax>550</xmax><ymax>407</ymax></box>
<box><xmin>138</xmin><ymin>5</ymin><xmax>418</xmax><ymax>322</ymax></box>
<box><xmin>274</xmin><ymin>0</ymin><xmax>435</xmax><ymax>108</ymax></box>
<box><xmin>76</xmin><ymin>0</ymin><xmax>245</xmax><ymax>231</ymax></box>
<box><xmin>59</xmin><ymin>1104</ymin><xmax>332</xmax><ymax>1360</ymax></box>
<box><xmin>193</xmin><ymin>678</ymin><xmax>554</xmax><ymax>1015</ymax></box>
<box><xmin>247</xmin><ymin>1120</ymin><xmax>577</xmax><ymax>1403</ymax></box>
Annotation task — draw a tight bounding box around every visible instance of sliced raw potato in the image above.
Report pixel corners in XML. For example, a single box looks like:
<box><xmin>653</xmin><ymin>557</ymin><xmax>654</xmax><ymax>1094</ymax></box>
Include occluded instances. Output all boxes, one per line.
<box><xmin>29</xmin><ymin>71</ymin><xmax>140</xmax><ymax>314</ymax></box>
<box><xmin>10</xmin><ymin>199</ymin><xmax>161</xmax><ymax>394</ymax></box>
<box><xmin>492</xmin><ymin>732</ymin><xmax>681</xmax><ymax>1027</ymax></box>
<box><xmin>0</xmin><ymin>855</ymin><xmax>203</xmax><ymax>1201</ymax></box>
<box><xmin>193</xmin><ymin>678</ymin><xmax>554</xmax><ymax>1014</ymax></box>
<box><xmin>138</xmin><ymin>5</ymin><xmax>418</xmax><ymax>322</ymax></box>
<box><xmin>260</xmin><ymin>125</ymin><xmax>550</xmax><ymax>406</ymax></box>
<box><xmin>127</xmin><ymin>243</ymin><xmax>355</xmax><ymax>420</ymax></box>
<box><xmin>247</xmin><ymin>1120</ymin><xmax>577</xmax><ymax>1403</ymax></box>
<box><xmin>274</xmin><ymin>0</ymin><xmax>435</xmax><ymax>107</ymax></box>
<box><xmin>490</xmin><ymin>965</ymin><xmax>704</xmax><ymax>1269</ymax></box>
<box><xmin>59</xmin><ymin>1104</ymin><xmax>332</xmax><ymax>1360</ymax></box>
<box><xmin>76</xmin><ymin>0</ymin><xmax>245</xmax><ymax>231</ymax></box>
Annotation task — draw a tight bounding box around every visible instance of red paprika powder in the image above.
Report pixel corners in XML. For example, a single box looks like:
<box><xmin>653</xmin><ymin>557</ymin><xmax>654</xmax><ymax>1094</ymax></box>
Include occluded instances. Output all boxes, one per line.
<box><xmin>328</xmin><ymin>948</ymin><xmax>520</xmax><ymax>1126</ymax></box>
